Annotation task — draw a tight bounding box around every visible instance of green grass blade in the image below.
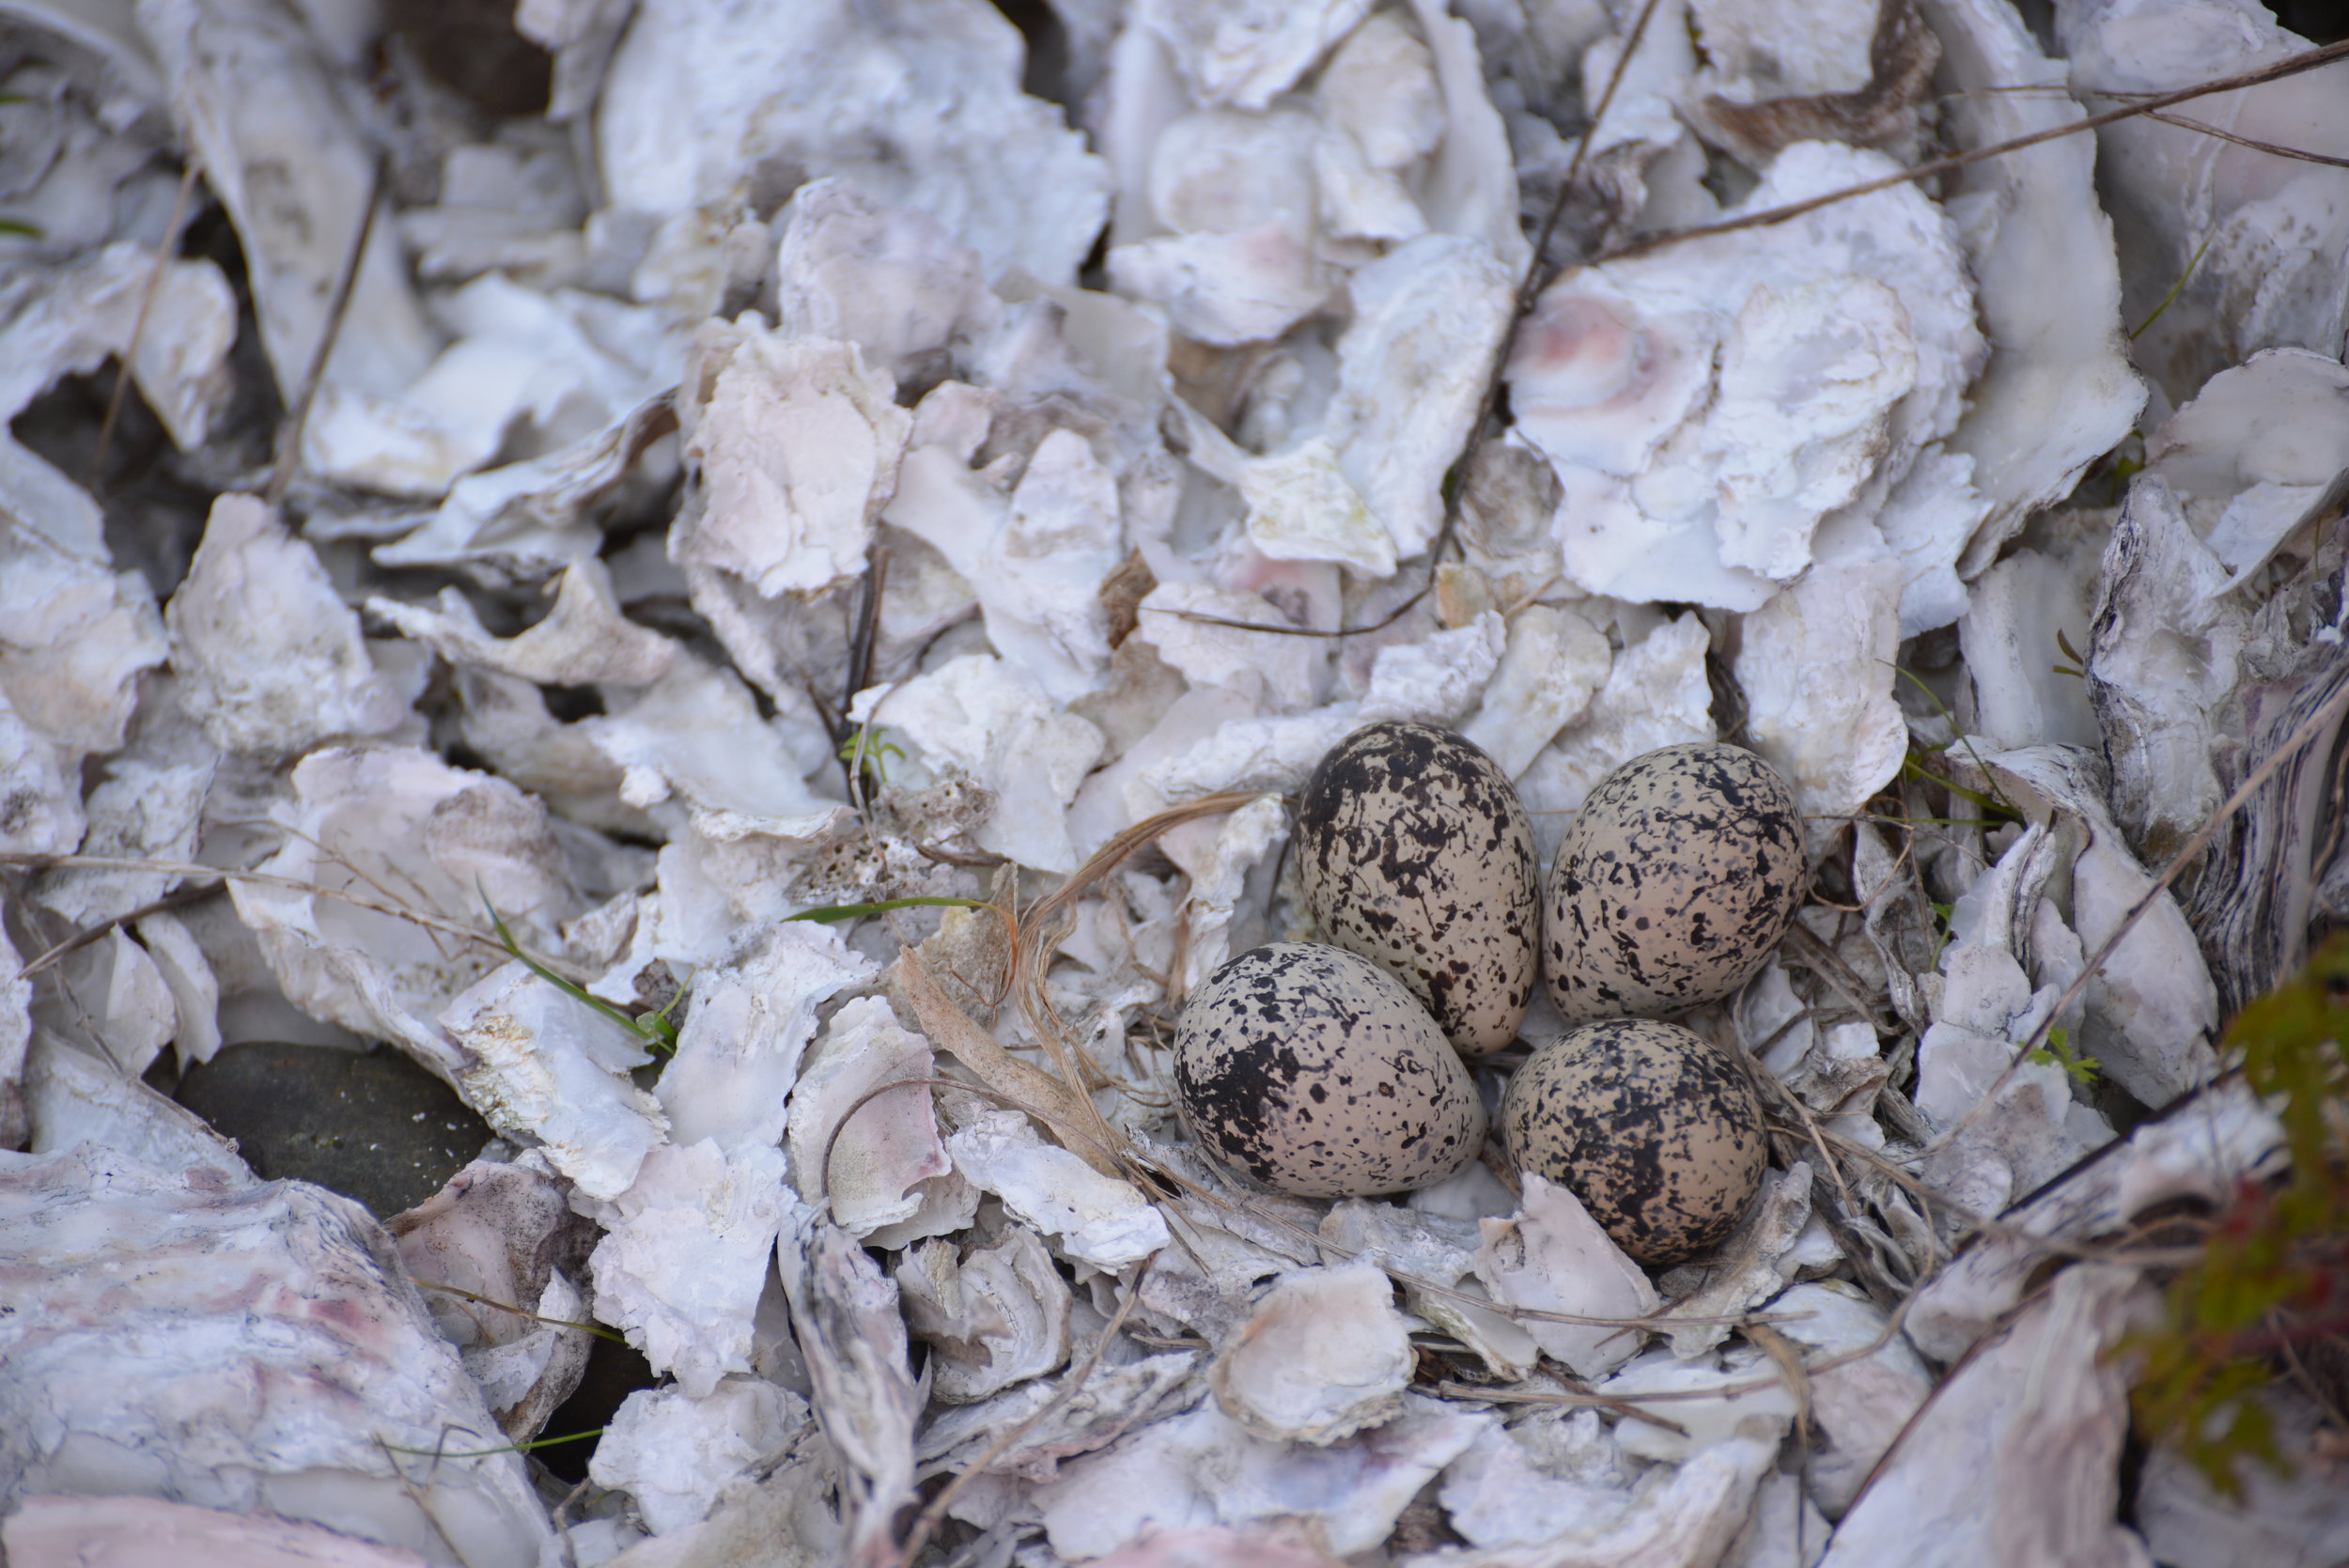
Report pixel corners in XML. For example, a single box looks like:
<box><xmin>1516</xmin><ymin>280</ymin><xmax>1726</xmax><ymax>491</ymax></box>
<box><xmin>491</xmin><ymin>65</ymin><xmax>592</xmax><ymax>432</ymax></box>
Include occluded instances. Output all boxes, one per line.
<box><xmin>786</xmin><ymin>896</ymin><xmax>993</xmax><ymax>924</ymax></box>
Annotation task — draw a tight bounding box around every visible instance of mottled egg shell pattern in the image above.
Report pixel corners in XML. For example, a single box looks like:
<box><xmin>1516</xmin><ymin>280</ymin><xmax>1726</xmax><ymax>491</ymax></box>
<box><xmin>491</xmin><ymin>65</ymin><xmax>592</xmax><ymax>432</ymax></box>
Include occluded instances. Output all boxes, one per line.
<box><xmin>1543</xmin><ymin>741</ymin><xmax>1803</xmax><ymax>1024</ymax></box>
<box><xmin>1500</xmin><ymin>1019</ymin><xmax>1766</xmax><ymax>1265</ymax></box>
<box><xmin>1299</xmin><ymin>722</ymin><xmax>1540</xmax><ymax>1058</ymax></box>
<box><xmin>1173</xmin><ymin>942</ymin><xmax>1487</xmax><ymax>1199</ymax></box>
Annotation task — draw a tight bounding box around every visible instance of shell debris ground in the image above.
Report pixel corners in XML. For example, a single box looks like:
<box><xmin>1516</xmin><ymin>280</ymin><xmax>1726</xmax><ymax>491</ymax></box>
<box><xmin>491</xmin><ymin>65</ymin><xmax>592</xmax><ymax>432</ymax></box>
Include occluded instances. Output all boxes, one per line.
<box><xmin>0</xmin><ymin>0</ymin><xmax>2345</xmax><ymax>1564</ymax></box>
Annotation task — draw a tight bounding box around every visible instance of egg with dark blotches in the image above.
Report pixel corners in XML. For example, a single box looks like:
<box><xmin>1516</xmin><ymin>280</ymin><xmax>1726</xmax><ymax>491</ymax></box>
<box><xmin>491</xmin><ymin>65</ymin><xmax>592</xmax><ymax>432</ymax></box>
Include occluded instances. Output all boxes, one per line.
<box><xmin>1500</xmin><ymin>1019</ymin><xmax>1766</xmax><ymax>1264</ymax></box>
<box><xmin>1299</xmin><ymin>722</ymin><xmax>1540</xmax><ymax>1059</ymax></box>
<box><xmin>1543</xmin><ymin>741</ymin><xmax>1804</xmax><ymax>1025</ymax></box>
<box><xmin>1174</xmin><ymin>942</ymin><xmax>1486</xmax><ymax>1199</ymax></box>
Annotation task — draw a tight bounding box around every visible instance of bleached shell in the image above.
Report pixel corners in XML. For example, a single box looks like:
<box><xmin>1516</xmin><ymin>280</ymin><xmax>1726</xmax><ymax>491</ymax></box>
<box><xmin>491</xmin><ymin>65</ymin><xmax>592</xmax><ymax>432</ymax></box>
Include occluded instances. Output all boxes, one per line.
<box><xmin>1653</xmin><ymin>1161</ymin><xmax>1813</xmax><ymax>1358</ymax></box>
<box><xmin>1137</xmin><ymin>0</ymin><xmax>1376</xmax><ymax>111</ymax></box>
<box><xmin>1501</xmin><ymin>1019</ymin><xmax>1767</xmax><ymax>1265</ymax></box>
<box><xmin>1734</xmin><ymin>514</ymin><xmax>1909</xmax><ymax>824</ymax></box>
<box><xmin>1509</xmin><ymin>141</ymin><xmax>1983</xmax><ymax>611</ymax></box>
<box><xmin>0</xmin><ymin>1145</ymin><xmax>556</xmax><ymax>1566</ymax></box>
<box><xmin>774</xmin><ymin>178</ymin><xmax>1002</xmax><ymax>380</ymax></box>
<box><xmin>1823</xmin><ymin>1265</ymin><xmax>2154</xmax><ymax>1566</ymax></box>
<box><xmin>861</xmin><ymin>653</ymin><xmax>1106</xmax><ymax>874</ymax></box>
<box><xmin>231</xmin><ymin>747</ymin><xmax>578</xmax><ymax>1082</ymax></box>
<box><xmin>1032</xmin><ymin>1392</ymin><xmax>1492</xmax><ymax>1560</ymax></box>
<box><xmin>2085</xmin><ymin>475</ymin><xmax>2245</xmax><ymax>864</ymax></box>
<box><xmin>1905</xmin><ymin>1080</ymin><xmax>2281</xmax><ymax>1364</ymax></box>
<box><xmin>1435</xmin><ymin>1410</ymin><xmax>1641</xmax><ymax>1552</ymax></box>
<box><xmin>677</xmin><ymin>325</ymin><xmax>910</xmax><ymax>598</ymax></box>
<box><xmin>783</xmin><ymin>995</ymin><xmax>947</xmax><ymax>1237</ymax></box>
<box><xmin>896</xmin><ymin>1227</ymin><xmax>1073</xmax><ymax>1404</ymax></box>
<box><xmin>653</xmin><ymin>921</ymin><xmax>876</xmax><ymax>1157</ymax></box>
<box><xmin>1762</xmin><ymin>1280</ymin><xmax>1934</xmax><ymax>1518</ymax></box>
<box><xmin>1325</xmin><ymin>233</ymin><xmax>1517</xmax><ymax>559</ymax></box>
<box><xmin>944</xmin><ymin>1110</ymin><xmax>1170</xmax><ymax>1268</ymax></box>
<box><xmin>1921</xmin><ymin>0</ymin><xmax>2144</xmax><ymax>578</ymax></box>
<box><xmin>1597</xmin><ymin>1343</ymin><xmax>1800</xmax><ymax>1465</ymax></box>
<box><xmin>1209</xmin><ymin>1260</ymin><xmax>1412</xmax><ymax>1445</ymax></box>
<box><xmin>1322</xmin><ymin>1199</ymin><xmax>1537</xmax><ymax>1379</ymax></box>
<box><xmin>18</xmin><ymin>1027</ymin><xmax>247</xmax><ymax>1183</ymax></box>
<box><xmin>302</xmin><ymin>275</ymin><xmax>673</xmax><ymax>500</ymax></box>
<box><xmin>599</xmin><ymin>0</ymin><xmax>1110</xmax><ymax>286</ymax></box>
<box><xmin>366</xmin><ymin>559</ymin><xmax>677</xmax><ymax>690</ymax></box>
<box><xmin>0</xmin><ymin>545</ymin><xmax>165</xmax><ymax>765</ymax></box>
<box><xmin>586</xmin><ymin>1140</ymin><xmax>794</xmax><ymax>1398</ymax></box>
<box><xmin>1458</xmin><ymin>603</ymin><xmax>1612</xmax><ymax>780</ymax></box>
<box><xmin>915</xmin><ymin>1350</ymin><xmax>1202</xmax><ymax>1483</ymax></box>
<box><xmin>2056</xmin><ymin>0</ymin><xmax>2349</xmax><ymax>420</ymax></box>
<box><xmin>1299</xmin><ymin>722</ymin><xmax>1539</xmax><ymax>1057</ymax></box>
<box><xmin>1543</xmin><ymin>742</ymin><xmax>1805</xmax><ymax>1022</ymax></box>
<box><xmin>1517</xmin><ymin>612</ymin><xmax>1717</xmax><ymax>866</ymax></box>
<box><xmin>1173</xmin><ymin>942</ymin><xmax>1486</xmax><ymax>1198</ymax></box>
<box><xmin>443</xmin><ymin>960</ymin><xmax>667</xmax><ymax>1203</ymax></box>
<box><xmin>166</xmin><ymin>496</ymin><xmax>416</xmax><ymax>759</ymax></box>
<box><xmin>138</xmin><ymin>0</ymin><xmax>438</xmax><ymax>402</ymax></box>
<box><xmin>1470</xmin><ymin>1172</ymin><xmax>1658</xmax><ymax>1378</ymax></box>
<box><xmin>776</xmin><ymin>1208</ymin><xmax>921</xmax><ymax>1559</ymax></box>
<box><xmin>589</xmin><ymin>1377</ymin><xmax>811</xmax><ymax>1535</ymax></box>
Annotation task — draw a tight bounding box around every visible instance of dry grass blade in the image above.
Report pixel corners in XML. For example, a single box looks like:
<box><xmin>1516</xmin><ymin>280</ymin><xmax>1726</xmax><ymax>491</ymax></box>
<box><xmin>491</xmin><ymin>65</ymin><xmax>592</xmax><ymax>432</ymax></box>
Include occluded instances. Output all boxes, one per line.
<box><xmin>1600</xmin><ymin>37</ymin><xmax>2349</xmax><ymax>264</ymax></box>
<box><xmin>1435</xmin><ymin>1286</ymin><xmax>1917</xmax><ymax>1414</ymax></box>
<box><xmin>2137</xmin><ymin>107</ymin><xmax>2349</xmax><ymax>170</ymax></box>
<box><xmin>1009</xmin><ymin>789</ymin><xmax>1268</xmax><ymax>1151</ymax></box>
<box><xmin>887</xmin><ymin>947</ymin><xmax>1121</xmax><ymax>1178</ymax></box>
<box><xmin>1434</xmin><ymin>1378</ymin><xmax>1692</xmax><ymax>1436</ymax></box>
<box><xmin>265</xmin><ymin>148</ymin><xmax>386</xmax><ymax>509</ymax></box>
<box><xmin>90</xmin><ymin>160</ymin><xmax>203</xmax><ymax>489</ymax></box>
<box><xmin>15</xmin><ymin>879</ymin><xmax>223</xmax><ymax>979</ymax></box>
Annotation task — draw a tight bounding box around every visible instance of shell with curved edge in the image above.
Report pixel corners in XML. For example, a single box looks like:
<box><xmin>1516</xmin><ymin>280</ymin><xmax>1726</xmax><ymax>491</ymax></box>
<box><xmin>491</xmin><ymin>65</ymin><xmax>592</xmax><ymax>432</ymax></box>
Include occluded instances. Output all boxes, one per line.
<box><xmin>1299</xmin><ymin>721</ymin><xmax>1540</xmax><ymax>1058</ymax></box>
<box><xmin>1500</xmin><ymin>1018</ymin><xmax>1767</xmax><ymax>1265</ymax></box>
<box><xmin>1174</xmin><ymin>942</ymin><xmax>1486</xmax><ymax>1199</ymax></box>
<box><xmin>1542</xmin><ymin>740</ymin><xmax>1804</xmax><ymax>1024</ymax></box>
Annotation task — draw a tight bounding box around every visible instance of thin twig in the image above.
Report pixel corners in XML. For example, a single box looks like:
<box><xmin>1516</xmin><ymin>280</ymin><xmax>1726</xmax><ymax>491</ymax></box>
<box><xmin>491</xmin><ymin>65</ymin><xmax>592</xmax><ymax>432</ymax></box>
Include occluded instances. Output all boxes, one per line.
<box><xmin>17</xmin><ymin>879</ymin><xmax>225</xmax><ymax>979</ymax></box>
<box><xmin>2139</xmin><ymin>107</ymin><xmax>2349</xmax><ymax>170</ymax></box>
<box><xmin>0</xmin><ymin>852</ymin><xmax>588</xmax><ymax>982</ymax></box>
<box><xmin>92</xmin><ymin>160</ymin><xmax>203</xmax><ymax>489</ymax></box>
<box><xmin>1599</xmin><ymin>38</ymin><xmax>2349</xmax><ymax>263</ymax></box>
<box><xmin>410</xmin><ymin>1279</ymin><xmax>622</xmax><ymax>1343</ymax></box>
<box><xmin>266</xmin><ymin>149</ymin><xmax>386</xmax><ymax>509</ymax></box>
<box><xmin>1930</xmin><ymin>675</ymin><xmax>2349</xmax><ymax>1156</ymax></box>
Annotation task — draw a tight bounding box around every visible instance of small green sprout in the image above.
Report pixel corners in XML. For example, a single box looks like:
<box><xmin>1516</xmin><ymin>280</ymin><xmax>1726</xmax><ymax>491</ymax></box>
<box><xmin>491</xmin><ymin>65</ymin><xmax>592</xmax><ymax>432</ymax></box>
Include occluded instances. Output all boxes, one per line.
<box><xmin>381</xmin><ymin>1427</ymin><xmax>606</xmax><ymax>1460</ymax></box>
<box><xmin>838</xmin><ymin>726</ymin><xmax>905</xmax><ymax>787</ymax></box>
<box><xmin>482</xmin><ymin>892</ymin><xmax>680</xmax><ymax>1053</ymax></box>
<box><xmin>2027</xmin><ymin>1024</ymin><xmax>2100</xmax><ymax>1085</ymax></box>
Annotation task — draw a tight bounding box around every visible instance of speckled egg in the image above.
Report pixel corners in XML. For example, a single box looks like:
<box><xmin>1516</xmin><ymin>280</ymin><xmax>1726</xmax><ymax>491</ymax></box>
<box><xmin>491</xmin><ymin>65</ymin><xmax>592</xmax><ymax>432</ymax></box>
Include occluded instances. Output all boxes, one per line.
<box><xmin>1500</xmin><ymin>1019</ymin><xmax>1766</xmax><ymax>1264</ymax></box>
<box><xmin>1543</xmin><ymin>741</ymin><xmax>1804</xmax><ymax>1025</ymax></box>
<box><xmin>1174</xmin><ymin>942</ymin><xmax>1487</xmax><ymax>1198</ymax></box>
<box><xmin>1299</xmin><ymin>722</ymin><xmax>1540</xmax><ymax>1058</ymax></box>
